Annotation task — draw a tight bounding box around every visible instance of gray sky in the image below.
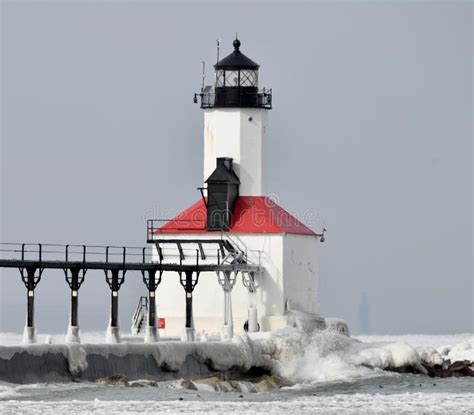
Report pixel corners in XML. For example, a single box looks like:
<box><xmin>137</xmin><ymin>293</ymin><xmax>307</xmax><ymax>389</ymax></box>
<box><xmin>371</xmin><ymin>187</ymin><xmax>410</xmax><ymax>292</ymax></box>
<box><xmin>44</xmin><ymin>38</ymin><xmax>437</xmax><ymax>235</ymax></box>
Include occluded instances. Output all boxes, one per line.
<box><xmin>1</xmin><ymin>1</ymin><xmax>472</xmax><ymax>335</ymax></box>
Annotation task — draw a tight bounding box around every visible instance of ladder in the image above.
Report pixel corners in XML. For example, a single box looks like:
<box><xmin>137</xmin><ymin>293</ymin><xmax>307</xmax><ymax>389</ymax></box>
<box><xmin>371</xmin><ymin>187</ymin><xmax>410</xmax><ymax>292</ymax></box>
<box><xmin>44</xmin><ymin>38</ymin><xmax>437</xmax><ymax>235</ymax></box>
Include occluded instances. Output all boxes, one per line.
<box><xmin>131</xmin><ymin>296</ymin><xmax>148</xmax><ymax>335</ymax></box>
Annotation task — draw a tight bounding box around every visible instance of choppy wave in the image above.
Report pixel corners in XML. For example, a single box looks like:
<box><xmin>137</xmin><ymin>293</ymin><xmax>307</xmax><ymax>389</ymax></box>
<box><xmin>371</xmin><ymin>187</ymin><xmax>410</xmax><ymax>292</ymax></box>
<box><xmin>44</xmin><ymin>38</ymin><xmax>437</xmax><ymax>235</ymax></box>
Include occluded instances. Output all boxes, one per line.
<box><xmin>1</xmin><ymin>392</ymin><xmax>474</xmax><ymax>414</ymax></box>
<box><xmin>272</xmin><ymin>330</ymin><xmax>474</xmax><ymax>386</ymax></box>
<box><xmin>0</xmin><ymin>383</ymin><xmax>20</xmax><ymax>400</ymax></box>
<box><xmin>277</xmin><ymin>331</ymin><xmax>387</xmax><ymax>384</ymax></box>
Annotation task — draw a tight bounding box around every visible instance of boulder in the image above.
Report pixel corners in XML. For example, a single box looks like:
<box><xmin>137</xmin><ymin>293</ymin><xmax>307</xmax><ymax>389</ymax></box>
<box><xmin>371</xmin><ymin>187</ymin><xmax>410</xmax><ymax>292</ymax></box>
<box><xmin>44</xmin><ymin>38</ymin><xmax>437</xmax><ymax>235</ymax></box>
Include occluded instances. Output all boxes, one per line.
<box><xmin>193</xmin><ymin>375</ymin><xmax>223</xmax><ymax>391</ymax></box>
<box><xmin>183</xmin><ymin>374</ymin><xmax>289</xmax><ymax>393</ymax></box>
<box><xmin>128</xmin><ymin>380</ymin><xmax>159</xmax><ymax>387</ymax></box>
<box><xmin>96</xmin><ymin>375</ymin><xmax>129</xmax><ymax>386</ymax></box>
<box><xmin>422</xmin><ymin>360</ymin><xmax>474</xmax><ymax>378</ymax></box>
<box><xmin>181</xmin><ymin>379</ymin><xmax>198</xmax><ymax>390</ymax></box>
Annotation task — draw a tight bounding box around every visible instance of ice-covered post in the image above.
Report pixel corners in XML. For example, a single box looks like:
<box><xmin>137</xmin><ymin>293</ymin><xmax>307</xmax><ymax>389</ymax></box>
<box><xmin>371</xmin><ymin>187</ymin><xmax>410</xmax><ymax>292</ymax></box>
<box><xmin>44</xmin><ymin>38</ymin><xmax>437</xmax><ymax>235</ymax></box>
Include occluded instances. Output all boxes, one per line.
<box><xmin>19</xmin><ymin>245</ymin><xmax>43</xmax><ymax>344</ymax></box>
<box><xmin>141</xmin><ymin>268</ymin><xmax>162</xmax><ymax>343</ymax></box>
<box><xmin>105</xmin><ymin>268</ymin><xmax>126</xmax><ymax>343</ymax></box>
<box><xmin>179</xmin><ymin>269</ymin><xmax>199</xmax><ymax>341</ymax></box>
<box><xmin>64</xmin><ymin>266</ymin><xmax>86</xmax><ymax>343</ymax></box>
<box><xmin>217</xmin><ymin>270</ymin><xmax>237</xmax><ymax>340</ymax></box>
<box><xmin>21</xmin><ymin>267</ymin><xmax>41</xmax><ymax>344</ymax></box>
<box><xmin>243</xmin><ymin>272</ymin><xmax>259</xmax><ymax>332</ymax></box>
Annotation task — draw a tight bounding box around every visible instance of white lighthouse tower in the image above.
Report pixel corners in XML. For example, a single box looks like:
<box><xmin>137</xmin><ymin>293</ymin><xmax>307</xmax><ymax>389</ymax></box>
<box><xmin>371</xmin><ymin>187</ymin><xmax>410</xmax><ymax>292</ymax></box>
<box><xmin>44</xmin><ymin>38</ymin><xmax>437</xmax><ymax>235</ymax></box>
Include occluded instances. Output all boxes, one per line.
<box><xmin>149</xmin><ymin>39</ymin><xmax>324</xmax><ymax>341</ymax></box>
<box><xmin>202</xmin><ymin>38</ymin><xmax>268</xmax><ymax>196</ymax></box>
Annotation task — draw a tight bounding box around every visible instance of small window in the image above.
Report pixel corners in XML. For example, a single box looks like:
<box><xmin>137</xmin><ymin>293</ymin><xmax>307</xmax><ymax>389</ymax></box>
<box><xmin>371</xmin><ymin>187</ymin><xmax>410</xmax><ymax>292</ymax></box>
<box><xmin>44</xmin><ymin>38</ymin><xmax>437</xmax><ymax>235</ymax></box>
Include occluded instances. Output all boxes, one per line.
<box><xmin>224</xmin><ymin>70</ymin><xmax>239</xmax><ymax>87</ymax></box>
<box><xmin>240</xmin><ymin>70</ymin><xmax>258</xmax><ymax>87</ymax></box>
<box><xmin>215</xmin><ymin>70</ymin><xmax>224</xmax><ymax>87</ymax></box>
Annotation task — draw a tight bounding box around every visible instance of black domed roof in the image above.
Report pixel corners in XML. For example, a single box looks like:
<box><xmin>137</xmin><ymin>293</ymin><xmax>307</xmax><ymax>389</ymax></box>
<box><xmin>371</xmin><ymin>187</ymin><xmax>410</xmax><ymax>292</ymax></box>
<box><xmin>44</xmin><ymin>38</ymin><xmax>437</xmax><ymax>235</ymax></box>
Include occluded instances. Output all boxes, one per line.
<box><xmin>214</xmin><ymin>39</ymin><xmax>260</xmax><ymax>70</ymax></box>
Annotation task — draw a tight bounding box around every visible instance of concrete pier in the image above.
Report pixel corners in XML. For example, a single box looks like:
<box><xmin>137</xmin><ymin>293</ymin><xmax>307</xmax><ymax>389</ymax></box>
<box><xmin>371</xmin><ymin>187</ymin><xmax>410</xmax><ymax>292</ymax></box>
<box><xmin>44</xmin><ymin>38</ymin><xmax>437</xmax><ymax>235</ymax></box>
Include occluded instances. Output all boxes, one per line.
<box><xmin>0</xmin><ymin>340</ymin><xmax>263</xmax><ymax>384</ymax></box>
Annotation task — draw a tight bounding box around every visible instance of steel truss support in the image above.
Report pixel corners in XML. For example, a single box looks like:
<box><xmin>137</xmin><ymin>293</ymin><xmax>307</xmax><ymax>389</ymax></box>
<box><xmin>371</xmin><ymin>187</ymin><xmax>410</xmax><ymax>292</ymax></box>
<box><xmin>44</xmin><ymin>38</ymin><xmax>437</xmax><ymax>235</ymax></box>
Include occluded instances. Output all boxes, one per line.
<box><xmin>141</xmin><ymin>268</ymin><xmax>163</xmax><ymax>343</ymax></box>
<box><xmin>104</xmin><ymin>268</ymin><xmax>126</xmax><ymax>343</ymax></box>
<box><xmin>242</xmin><ymin>271</ymin><xmax>260</xmax><ymax>333</ymax></box>
<box><xmin>217</xmin><ymin>270</ymin><xmax>238</xmax><ymax>340</ymax></box>
<box><xmin>19</xmin><ymin>266</ymin><xmax>43</xmax><ymax>344</ymax></box>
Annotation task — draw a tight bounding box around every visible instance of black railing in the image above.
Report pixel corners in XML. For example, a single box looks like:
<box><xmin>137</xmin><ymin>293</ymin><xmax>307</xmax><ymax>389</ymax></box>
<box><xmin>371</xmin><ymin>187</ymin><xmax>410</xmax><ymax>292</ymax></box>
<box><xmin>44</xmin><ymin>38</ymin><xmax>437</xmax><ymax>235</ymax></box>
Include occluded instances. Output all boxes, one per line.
<box><xmin>0</xmin><ymin>242</ymin><xmax>153</xmax><ymax>265</ymax></box>
<box><xmin>147</xmin><ymin>219</ymin><xmax>206</xmax><ymax>242</ymax></box>
<box><xmin>195</xmin><ymin>87</ymin><xmax>272</xmax><ymax>109</ymax></box>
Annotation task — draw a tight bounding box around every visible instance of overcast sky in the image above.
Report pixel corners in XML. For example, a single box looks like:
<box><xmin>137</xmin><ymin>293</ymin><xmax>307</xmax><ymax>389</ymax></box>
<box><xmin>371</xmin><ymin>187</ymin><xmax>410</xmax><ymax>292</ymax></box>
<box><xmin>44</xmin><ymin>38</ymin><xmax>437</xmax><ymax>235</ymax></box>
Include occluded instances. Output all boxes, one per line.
<box><xmin>1</xmin><ymin>1</ymin><xmax>472</xmax><ymax>335</ymax></box>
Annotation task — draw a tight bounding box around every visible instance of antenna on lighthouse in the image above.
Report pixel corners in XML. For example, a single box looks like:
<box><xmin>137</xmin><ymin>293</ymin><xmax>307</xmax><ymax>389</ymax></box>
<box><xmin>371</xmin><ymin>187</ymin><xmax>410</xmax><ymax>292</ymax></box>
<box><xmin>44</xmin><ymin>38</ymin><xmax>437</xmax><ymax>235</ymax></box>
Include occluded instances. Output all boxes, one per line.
<box><xmin>216</xmin><ymin>38</ymin><xmax>220</xmax><ymax>63</ymax></box>
<box><xmin>201</xmin><ymin>61</ymin><xmax>205</xmax><ymax>91</ymax></box>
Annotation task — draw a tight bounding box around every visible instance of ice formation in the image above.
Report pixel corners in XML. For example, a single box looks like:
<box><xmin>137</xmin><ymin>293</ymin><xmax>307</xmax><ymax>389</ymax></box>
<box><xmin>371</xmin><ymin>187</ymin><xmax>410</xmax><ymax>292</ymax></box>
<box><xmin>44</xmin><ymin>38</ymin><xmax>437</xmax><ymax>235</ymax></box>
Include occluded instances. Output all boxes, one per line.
<box><xmin>0</xmin><ymin>329</ymin><xmax>472</xmax><ymax>385</ymax></box>
<box><xmin>257</xmin><ymin>329</ymin><xmax>471</xmax><ymax>383</ymax></box>
<box><xmin>65</xmin><ymin>344</ymin><xmax>88</xmax><ymax>374</ymax></box>
<box><xmin>443</xmin><ymin>338</ymin><xmax>474</xmax><ymax>363</ymax></box>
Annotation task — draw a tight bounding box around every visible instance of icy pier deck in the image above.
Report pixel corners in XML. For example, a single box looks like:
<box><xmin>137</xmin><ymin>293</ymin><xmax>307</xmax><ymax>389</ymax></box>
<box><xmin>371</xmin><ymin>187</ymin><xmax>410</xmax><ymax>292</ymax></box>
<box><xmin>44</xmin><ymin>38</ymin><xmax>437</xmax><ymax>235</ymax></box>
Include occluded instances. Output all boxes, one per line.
<box><xmin>0</xmin><ymin>340</ymin><xmax>266</xmax><ymax>384</ymax></box>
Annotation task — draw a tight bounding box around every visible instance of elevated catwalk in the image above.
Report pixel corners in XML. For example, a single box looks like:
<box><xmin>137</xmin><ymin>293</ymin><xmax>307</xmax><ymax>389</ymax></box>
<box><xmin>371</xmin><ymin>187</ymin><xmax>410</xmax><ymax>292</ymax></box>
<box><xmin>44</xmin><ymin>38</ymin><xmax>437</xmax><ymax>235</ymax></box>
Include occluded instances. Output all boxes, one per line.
<box><xmin>0</xmin><ymin>242</ymin><xmax>259</xmax><ymax>344</ymax></box>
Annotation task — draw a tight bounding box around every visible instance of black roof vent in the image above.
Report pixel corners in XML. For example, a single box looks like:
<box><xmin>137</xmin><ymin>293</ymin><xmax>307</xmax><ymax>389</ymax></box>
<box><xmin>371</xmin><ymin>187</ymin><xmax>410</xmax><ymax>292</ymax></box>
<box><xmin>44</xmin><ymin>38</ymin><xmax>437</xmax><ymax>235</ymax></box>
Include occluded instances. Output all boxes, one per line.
<box><xmin>205</xmin><ymin>158</ymin><xmax>240</xmax><ymax>232</ymax></box>
<box><xmin>205</xmin><ymin>158</ymin><xmax>240</xmax><ymax>184</ymax></box>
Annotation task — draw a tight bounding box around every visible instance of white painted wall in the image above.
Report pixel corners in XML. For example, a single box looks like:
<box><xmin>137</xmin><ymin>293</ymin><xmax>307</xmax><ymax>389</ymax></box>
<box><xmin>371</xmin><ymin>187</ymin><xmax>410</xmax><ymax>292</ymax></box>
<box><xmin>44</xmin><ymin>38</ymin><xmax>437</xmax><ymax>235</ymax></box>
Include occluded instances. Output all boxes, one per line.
<box><xmin>152</xmin><ymin>233</ymin><xmax>286</xmax><ymax>336</ymax></box>
<box><xmin>282</xmin><ymin>234</ymin><xmax>320</xmax><ymax>315</ymax></box>
<box><xmin>151</xmin><ymin>233</ymin><xmax>320</xmax><ymax>337</ymax></box>
<box><xmin>204</xmin><ymin>108</ymin><xmax>268</xmax><ymax>196</ymax></box>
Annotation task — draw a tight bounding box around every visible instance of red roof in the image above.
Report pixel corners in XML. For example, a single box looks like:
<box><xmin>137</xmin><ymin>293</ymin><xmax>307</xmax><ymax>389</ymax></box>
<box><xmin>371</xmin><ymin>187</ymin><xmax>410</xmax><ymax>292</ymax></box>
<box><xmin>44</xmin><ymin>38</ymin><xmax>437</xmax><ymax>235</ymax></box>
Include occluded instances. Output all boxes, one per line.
<box><xmin>154</xmin><ymin>196</ymin><xmax>320</xmax><ymax>236</ymax></box>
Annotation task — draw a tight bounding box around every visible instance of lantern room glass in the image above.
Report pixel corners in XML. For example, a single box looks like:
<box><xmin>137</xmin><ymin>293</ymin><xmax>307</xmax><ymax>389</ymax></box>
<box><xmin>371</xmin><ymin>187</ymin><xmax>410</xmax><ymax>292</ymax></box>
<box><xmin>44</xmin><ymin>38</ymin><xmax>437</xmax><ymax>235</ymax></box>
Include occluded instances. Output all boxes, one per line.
<box><xmin>215</xmin><ymin>69</ymin><xmax>259</xmax><ymax>87</ymax></box>
<box><xmin>215</xmin><ymin>70</ymin><xmax>225</xmax><ymax>87</ymax></box>
<box><xmin>224</xmin><ymin>70</ymin><xmax>239</xmax><ymax>87</ymax></box>
<box><xmin>240</xmin><ymin>70</ymin><xmax>258</xmax><ymax>87</ymax></box>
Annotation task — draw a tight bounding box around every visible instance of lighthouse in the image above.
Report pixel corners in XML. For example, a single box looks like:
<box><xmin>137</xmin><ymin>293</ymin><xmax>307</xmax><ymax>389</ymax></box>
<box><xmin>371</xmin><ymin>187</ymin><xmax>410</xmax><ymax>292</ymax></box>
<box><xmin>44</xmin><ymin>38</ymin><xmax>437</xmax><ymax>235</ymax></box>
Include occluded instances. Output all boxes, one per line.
<box><xmin>201</xmin><ymin>38</ymin><xmax>269</xmax><ymax>196</ymax></box>
<box><xmin>149</xmin><ymin>39</ymin><xmax>324</xmax><ymax>341</ymax></box>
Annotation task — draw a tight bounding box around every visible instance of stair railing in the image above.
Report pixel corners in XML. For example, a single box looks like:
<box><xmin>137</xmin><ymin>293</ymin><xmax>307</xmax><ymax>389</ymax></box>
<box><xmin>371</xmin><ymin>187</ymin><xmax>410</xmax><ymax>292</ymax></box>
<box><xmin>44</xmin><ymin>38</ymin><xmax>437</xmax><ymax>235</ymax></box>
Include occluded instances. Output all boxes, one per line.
<box><xmin>131</xmin><ymin>296</ymin><xmax>148</xmax><ymax>335</ymax></box>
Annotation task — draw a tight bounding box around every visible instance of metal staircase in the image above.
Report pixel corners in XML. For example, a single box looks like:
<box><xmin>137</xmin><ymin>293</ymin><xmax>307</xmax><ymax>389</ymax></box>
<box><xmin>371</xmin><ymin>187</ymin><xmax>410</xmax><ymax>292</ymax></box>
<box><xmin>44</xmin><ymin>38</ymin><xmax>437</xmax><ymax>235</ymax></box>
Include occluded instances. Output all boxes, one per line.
<box><xmin>220</xmin><ymin>233</ymin><xmax>255</xmax><ymax>266</ymax></box>
<box><xmin>131</xmin><ymin>296</ymin><xmax>148</xmax><ymax>335</ymax></box>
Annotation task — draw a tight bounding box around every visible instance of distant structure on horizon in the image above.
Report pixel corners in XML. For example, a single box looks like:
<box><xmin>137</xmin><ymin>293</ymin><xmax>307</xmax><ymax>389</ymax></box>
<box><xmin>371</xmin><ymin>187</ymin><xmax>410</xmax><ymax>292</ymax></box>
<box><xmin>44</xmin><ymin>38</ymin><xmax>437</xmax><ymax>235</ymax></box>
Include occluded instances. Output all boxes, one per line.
<box><xmin>358</xmin><ymin>292</ymin><xmax>370</xmax><ymax>334</ymax></box>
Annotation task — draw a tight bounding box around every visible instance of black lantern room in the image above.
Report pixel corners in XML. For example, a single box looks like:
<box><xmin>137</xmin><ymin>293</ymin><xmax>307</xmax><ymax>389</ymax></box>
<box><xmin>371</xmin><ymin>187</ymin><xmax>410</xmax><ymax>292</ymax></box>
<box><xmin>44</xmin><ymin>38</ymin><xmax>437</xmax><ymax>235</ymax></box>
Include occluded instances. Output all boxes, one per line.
<box><xmin>195</xmin><ymin>39</ymin><xmax>272</xmax><ymax>109</ymax></box>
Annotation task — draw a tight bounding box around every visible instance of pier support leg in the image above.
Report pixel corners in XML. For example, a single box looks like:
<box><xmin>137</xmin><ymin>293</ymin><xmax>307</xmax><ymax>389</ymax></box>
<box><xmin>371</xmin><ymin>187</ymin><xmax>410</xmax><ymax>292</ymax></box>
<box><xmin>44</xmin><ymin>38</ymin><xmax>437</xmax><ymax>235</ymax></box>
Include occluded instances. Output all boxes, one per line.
<box><xmin>23</xmin><ymin>289</ymin><xmax>36</xmax><ymax>345</ymax></box>
<box><xmin>179</xmin><ymin>270</ymin><xmax>199</xmax><ymax>341</ymax></box>
<box><xmin>244</xmin><ymin>272</ymin><xmax>259</xmax><ymax>333</ymax></box>
<box><xmin>142</xmin><ymin>269</ymin><xmax>162</xmax><ymax>343</ymax></box>
<box><xmin>248</xmin><ymin>303</ymin><xmax>259</xmax><ymax>333</ymax></box>
<box><xmin>64</xmin><ymin>267</ymin><xmax>85</xmax><ymax>343</ymax></box>
<box><xmin>20</xmin><ymin>267</ymin><xmax>42</xmax><ymax>345</ymax></box>
<box><xmin>183</xmin><ymin>291</ymin><xmax>195</xmax><ymax>341</ymax></box>
<box><xmin>222</xmin><ymin>290</ymin><xmax>234</xmax><ymax>341</ymax></box>
<box><xmin>105</xmin><ymin>269</ymin><xmax>125</xmax><ymax>344</ymax></box>
<box><xmin>22</xmin><ymin>326</ymin><xmax>36</xmax><ymax>345</ymax></box>
<box><xmin>218</xmin><ymin>271</ymin><xmax>237</xmax><ymax>341</ymax></box>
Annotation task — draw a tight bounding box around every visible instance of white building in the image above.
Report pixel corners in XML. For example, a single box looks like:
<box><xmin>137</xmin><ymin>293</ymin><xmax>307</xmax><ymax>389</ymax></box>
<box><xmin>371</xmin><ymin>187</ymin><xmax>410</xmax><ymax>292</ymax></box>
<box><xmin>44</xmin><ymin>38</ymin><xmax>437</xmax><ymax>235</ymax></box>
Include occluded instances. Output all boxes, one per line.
<box><xmin>149</xmin><ymin>39</ymin><xmax>324</xmax><ymax>340</ymax></box>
